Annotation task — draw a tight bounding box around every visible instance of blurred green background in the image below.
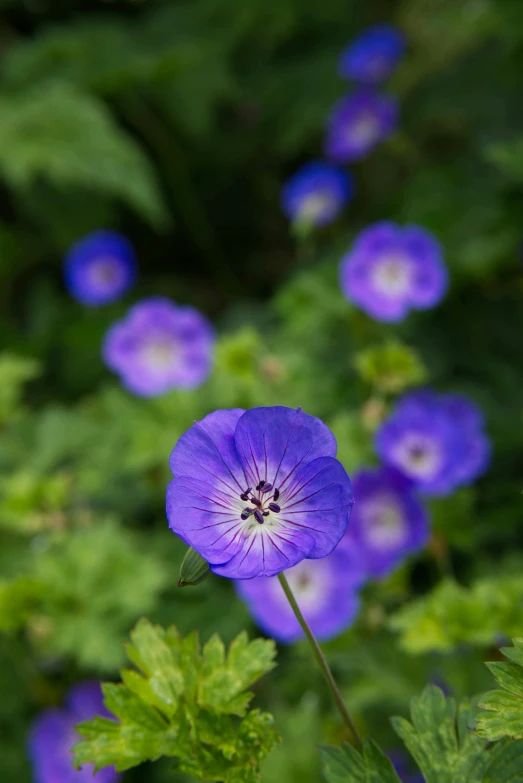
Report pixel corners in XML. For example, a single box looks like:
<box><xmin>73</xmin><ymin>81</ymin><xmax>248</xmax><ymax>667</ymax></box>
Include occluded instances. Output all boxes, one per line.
<box><xmin>1</xmin><ymin>0</ymin><xmax>523</xmax><ymax>781</ymax></box>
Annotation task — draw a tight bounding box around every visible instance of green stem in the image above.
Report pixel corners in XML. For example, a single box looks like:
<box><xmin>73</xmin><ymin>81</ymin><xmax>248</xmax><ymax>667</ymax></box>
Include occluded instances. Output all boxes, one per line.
<box><xmin>278</xmin><ymin>571</ymin><xmax>363</xmax><ymax>750</ymax></box>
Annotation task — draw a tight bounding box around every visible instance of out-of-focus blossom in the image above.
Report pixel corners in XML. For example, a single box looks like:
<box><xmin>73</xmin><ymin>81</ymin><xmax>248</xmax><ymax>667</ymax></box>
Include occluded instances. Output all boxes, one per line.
<box><xmin>340</xmin><ymin>222</ymin><xmax>448</xmax><ymax>322</ymax></box>
<box><xmin>64</xmin><ymin>230</ymin><xmax>137</xmax><ymax>306</ymax></box>
<box><xmin>103</xmin><ymin>297</ymin><xmax>215</xmax><ymax>397</ymax></box>
<box><xmin>28</xmin><ymin>681</ymin><xmax>119</xmax><ymax>783</ymax></box>
<box><xmin>376</xmin><ymin>390</ymin><xmax>491</xmax><ymax>496</ymax></box>
<box><xmin>166</xmin><ymin>406</ymin><xmax>354</xmax><ymax>579</ymax></box>
<box><xmin>389</xmin><ymin>750</ymin><xmax>424</xmax><ymax>783</ymax></box>
<box><xmin>339</xmin><ymin>25</ymin><xmax>406</xmax><ymax>84</ymax></box>
<box><xmin>325</xmin><ymin>91</ymin><xmax>398</xmax><ymax>162</ymax></box>
<box><xmin>281</xmin><ymin>160</ymin><xmax>354</xmax><ymax>228</ymax></box>
<box><xmin>235</xmin><ymin>538</ymin><xmax>365</xmax><ymax>642</ymax></box>
<box><xmin>345</xmin><ymin>466</ymin><xmax>429</xmax><ymax>579</ymax></box>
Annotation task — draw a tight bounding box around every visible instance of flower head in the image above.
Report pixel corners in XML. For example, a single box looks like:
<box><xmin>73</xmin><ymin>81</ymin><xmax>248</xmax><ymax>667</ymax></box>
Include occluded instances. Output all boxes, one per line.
<box><xmin>64</xmin><ymin>230</ymin><xmax>137</xmax><ymax>306</ymax></box>
<box><xmin>345</xmin><ymin>466</ymin><xmax>429</xmax><ymax>579</ymax></box>
<box><xmin>389</xmin><ymin>751</ymin><xmax>424</xmax><ymax>783</ymax></box>
<box><xmin>236</xmin><ymin>538</ymin><xmax>365</xmax><ymax>642</ymax></box>
<box><xmin>166</xmin><ymin>406</ymin><xmax>354</xmax><ymax>579</ymax></box>
<box><xmin>28</xmin><ymin>681</ymin><xmax>119</xmax><ymax>783</ymax></box>
<box><xmin>376</xmin><ymin>390</ymin><xmax>491</xmax><ymax>496</ymax></box>
<box><xmin>339</xmin><ymin>25</ymin><xmax>405</xmax><ymax>84</ymax></box>
<box><xmin>340</xmin><ymin>222</ymin><xmax>448</xmax><ymax>322</ymax></box>
<box><xmin>324</xmin><ymin>91</ymin><xmax>398</xmax><ymax>163</ymax></box>
<box><xmin>281</xmin><ymin>160</ymin><xmax>354</xmax><ymax>228</ymax></box>
<box><xmin>103</xmin><ymin>297</ymin><xmax>215</xmax><ymax>397</ymax></box>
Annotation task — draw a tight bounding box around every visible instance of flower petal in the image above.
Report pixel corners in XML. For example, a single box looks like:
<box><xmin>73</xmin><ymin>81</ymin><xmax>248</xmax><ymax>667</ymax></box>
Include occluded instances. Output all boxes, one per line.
<box><xmin>233</xmin><ymin>406</ymin><xmax>337</xmax><ymax>492</ymax></box>
<box><xmin>169</xmin><ymin>409</ymin><xmax>246</xmax><ymax>497</ymax></box>
<box><xmin>280</xmin><ymin>456</ymin><xmax>353</xmax><ymax>558</ymax></box>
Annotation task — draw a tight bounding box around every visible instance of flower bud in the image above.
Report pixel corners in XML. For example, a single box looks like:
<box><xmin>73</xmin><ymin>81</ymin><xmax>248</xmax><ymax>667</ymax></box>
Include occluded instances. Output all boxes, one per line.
<box><xmin>177</xmin><ymin>547</ymin><xmax>210</xmax><ymax>587</ymax></box>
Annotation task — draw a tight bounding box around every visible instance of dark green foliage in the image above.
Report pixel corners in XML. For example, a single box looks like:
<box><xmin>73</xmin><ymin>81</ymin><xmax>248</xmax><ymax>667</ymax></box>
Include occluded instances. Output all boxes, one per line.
<box><xmin>477</xmin><ymin>639</ymin><xmax>523</xmax><ymax>742</ymax></box>
<box><xmin>322</xmin><ymin>741</ymin><xmax>402</xmax><ymax>782</ymax></box>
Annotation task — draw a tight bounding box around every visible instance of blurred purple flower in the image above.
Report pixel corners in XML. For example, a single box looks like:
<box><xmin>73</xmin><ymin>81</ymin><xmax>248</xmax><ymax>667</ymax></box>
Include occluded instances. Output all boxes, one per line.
<box><xmin>64</xmin><ymin>230</ymin><xmax>137</xmax><ymax>306</ymax></box>
<box><xmin>103</xmin><ymin>297</ymin><xmax>215</xmax><ymax>397</ymax></box>
<box><xmin>376</xmin><ymin>390</ymin><xmax>491</xmax><ymax>496</ymax></box>
<box><xmin>339</xmin><ymin>222</ymin><xmax>448</xmax><ymax>322</ymax></box>
<box><xmin>235</xmin><ymin>538</ymin><xmax>365</xmax><ymax>642</ymax></box>
<box><xmin>166</xmin><ymin>406</ymin><xmax>353</xmax><ymax>579</ymax></box>
<box><xmin>339</xmin><ymin>25</ymin><xmax>406</xmax><ymax>84</ymax></box>
<box><xmin>28</xmin><ymin>681</ymin><xmax>119</xmax><ymax>783</ymax></box>
<box><xmin>324</xmin><ymin>91</ymin><xmax>398</xmax><ymax>162</ymax></box>
<box><xmin>389</xmin><ymin>751</ymin><xmax>424</xmax><ymax>783</ymax></box>
<box><xmin>345</xmin><ymin>466</ymin><xmax>429</xmax><ymax>579</ymax></box>
<box><xmin>281</xmin><ymin>160</ymin><xmax>354</xmax><ymax>227</ymax></box>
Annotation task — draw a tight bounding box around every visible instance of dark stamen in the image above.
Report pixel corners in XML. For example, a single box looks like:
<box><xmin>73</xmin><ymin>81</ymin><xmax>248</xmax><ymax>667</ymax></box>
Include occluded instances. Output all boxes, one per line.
<box><xmin>250</xmin><ymin>497</ymin><xmax>262</xmax><ymax>507</ymax></box>
<box><xmin>260</xmin><ymin>483</ymin><xmax>273</xmax><ymax>493</ymax></box>
<box><xmin>253</xmin><ymin>509</ymin><xmax>264</xmax><ymax>524</ymax></box>
<box><xmin>256</xmin><ymin>480</ymin><xmax>265</xmax><ymax>490</ymax></box>
<box><xmin>262</xmin><ymin>510</ymin><xmax>270</xmax><ymax>516</ymax></box>
<box><xmin>240</xmin><ymin>487</ymin><xmax>252</xmax><ymax>501</ymax></box>
<box><xmin>272</xmin><ymin>488</ymin><xmax>280</xmax><ymax>502</ymax></box>
<box><xmin>240</xmin><ymin>507</ymin><xmax>253</xmax><ymax>520</ymax></box>
<box><xmin>268</xmin><ymin>503</ymin><xmax>280</xmax><ymax>513</ymax></box>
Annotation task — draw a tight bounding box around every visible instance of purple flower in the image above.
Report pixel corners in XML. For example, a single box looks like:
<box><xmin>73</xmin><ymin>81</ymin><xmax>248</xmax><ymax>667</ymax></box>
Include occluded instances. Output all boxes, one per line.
<box><xmin>235</xmin><ymin>538</ymin><xmax>365</xmax><ymax>642</ymax></box>
<box><xmin>103</xmin><ymin>297</ymin><xmax>215</xmax><ymax>397</ymax></box>
<box><xmin>339</xmin><ymin>222</ymin><xmax>448</xmax><ymax>322</ymax></box>
<box><xmin>28</xmin><ymin>681</ymin><xmax>119</xmax><ymax>783</ymax></box>
<box><xmin>324</xmin><ymin>91</ymin><xmax>398</xmax><ymax>162</ymax></box>
<box><xmin>345</xmin><ymin>466</ymin><xmax>429</xmax><ymax>579</ymax></box>
<box><xmin>64</xmin><ymin>230</ymin><xmax>137</xmax><ymax>306</ymax></box>
<box><xmin>166</xmin><ymin>406</ymin><xmax>354</xmax><ymax>579</ymax></box>
<box><xmin>389</xmin><ymin>751</ymin><xmax>424</xmax><ymax>783</ymax></box>
<box><xmin>339</xmin><ymin>25</ymin><xmax>406</xmax><ymax>84</ymax></box>
<box><xmin>376</xmin><ymin>390</ymin><xmax>491</xmax><ymax>496</ymax></box>
<box><xmin>281</xmin><ymin>160</ymin><xmax>354</xmax><ymax>227</ymax></box>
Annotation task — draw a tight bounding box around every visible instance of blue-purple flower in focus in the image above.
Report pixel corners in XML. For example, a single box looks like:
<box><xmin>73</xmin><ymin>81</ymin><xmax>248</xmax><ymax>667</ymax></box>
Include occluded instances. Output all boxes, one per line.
<box><xmin>324</xmin><ymin>91</ymin><xmax>398</xmax><ymax>162</ymax></box>
<box><xmin>103</xmin><ymin>297</ymin><xmax>215</xmax><ymax>397</ymax></box>
<box><xmin>28</xmin><ymin>681</ymin><xmax>119</xmax><ymax>783</ymax></box>
<box><xmin>339</xmin><ymin>222</ymin><xmax>448</xmax><ymax>322</ymax></box>
<box><xmin>345</xmin><ymin>466</ymin><xmax>429</xmax><ymax>579</ymax></box>
<box><xmin>235</xmin><ymin>538</ymin><xmax>365</xmax><ymax>642</ymax></box>
<box><xmin>376</xmin><ymin>390</ymin><xmax>491</xmax><ymax>496</ymax></box>
<box><xmin>64</xmin><ymin>230</ymin><xmax>137</xmax><ymax>306</ymax></box>
<box><xmin>339</xmin><ymin>25</ymin><xmax>405</xmax><ymax>84</ymax></box>
<box><xmin>281</xmin><ymin>160</ymin><xmax>354</xmax><ymax>228</ymax></box>
<box><xmin>166</xmin><ymin>406</ymin><xmax>354</xmax><ymax>579</ymax></box>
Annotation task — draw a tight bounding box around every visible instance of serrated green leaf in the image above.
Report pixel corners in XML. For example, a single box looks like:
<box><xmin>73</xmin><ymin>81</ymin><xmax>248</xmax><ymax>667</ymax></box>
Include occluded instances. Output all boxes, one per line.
<box><xmin>73</xmin><ymin>619</ymin><xmax>279</xmax><ymax>781</ymax></box>
<box><xmin>391</xmin><ymin>685</ymin><xmax>489</xmax><ymax>783</ymax></box>
<box><xmin>483</xmin><ymin>739</ymin><xmax>523</xmax><ymax>783</ymax></box>
<box><xmin>477</xmin><ymin>640</ymin><xmax>523</xmax><ymax>741</ymax></box>
<box><xmin>321</xmin><ymin>741</ymin><xmax>402</xmax><ymax>783</ymax></box>
<box><xmin>0</xmin><ymin>82</ymin><xmax>168</xmax><ymax>227</ymax></box>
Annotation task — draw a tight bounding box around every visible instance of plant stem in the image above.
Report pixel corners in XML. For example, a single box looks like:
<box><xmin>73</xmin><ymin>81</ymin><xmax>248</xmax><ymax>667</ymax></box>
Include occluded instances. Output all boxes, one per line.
<box><xmin>278</xmin><ymin>571</ymin><xmax>363</xmax><ymax>750</ymax></box>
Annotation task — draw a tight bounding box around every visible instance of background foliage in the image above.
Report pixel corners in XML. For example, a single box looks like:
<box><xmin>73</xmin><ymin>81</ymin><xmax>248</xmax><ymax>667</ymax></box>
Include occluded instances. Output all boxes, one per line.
<box><xmin>1</xmin><ymin>0</ymin><xmax>523</xmax><ymax>781</ymax></box>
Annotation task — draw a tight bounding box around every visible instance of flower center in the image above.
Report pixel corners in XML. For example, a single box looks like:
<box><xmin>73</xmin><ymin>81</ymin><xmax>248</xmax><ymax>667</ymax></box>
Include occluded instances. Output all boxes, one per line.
<box><xmin>394</xmin><ymin>434</ymin><xmax>442</xmax><ymax>479</ymax></box>
<box><xmin>348</xmin><ymin>113</ymin><xmax>380</xmax><ymax>146</ymax></box>
<box><xmin>90</xmin><ymin>257</ymin><xmax>121</xmax><ymax>286</ymax></box>
<box><xmin>299</xmin><ymin>193</ymin><xmax>335</xmax><ymax>222</ymax></box>
<box><xmin>372</xmin><ymin>255</ymin><xmax>411</xmax><ymax>296</ymax></box>
<box><xmin>362</xmin><ymin>494</ymin><xmax>406</xmax><ymax>549</ymax></box>
<box><xmin>143</xmin><ymin>338</ymin><xmax>177</xmax><ymax>370</ymax></box>
<box><xmin>239</xmin><ymin>481</ymin><xmax>281</xmax><ymax>525</ymax></box>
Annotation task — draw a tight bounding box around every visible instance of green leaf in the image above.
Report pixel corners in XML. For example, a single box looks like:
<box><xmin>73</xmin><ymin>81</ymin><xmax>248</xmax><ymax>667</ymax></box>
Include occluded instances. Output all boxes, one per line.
<box><xmin>391</xmin><ymin>685</ymin><xmax>489</xmax><ymax>783</ymax></box>
<box><xmin>73</xmin><ymin>618</ymin><xmax>279</xmax><ymax>781</ymax></box>
<box><xmin>483</xmin><ymin>739</ymin><xmax>523</xmax><ymax>783</ymax></box>
<box><xmin>389</xmin><ymin>577</ymin><xmax>523</xmax><ymax>654</ymax></box>
<box><xmin>477</xmin><ymin>639</ymin><xmax>523</xmax><ymax>741</ymax></box>
<box><xmin>321</xmin><ymin>741</ymin><xmax>402</xmax><ymax>783</ymax></box>
<box><xmin>0</xmin><ymin>82</ymin><xmax>168</xmax><ymax>227</ymax></box>
<box><xmin>354</xmin><ymin>341</ymin><xmax>427</xmax><ymax>395</ymax></box>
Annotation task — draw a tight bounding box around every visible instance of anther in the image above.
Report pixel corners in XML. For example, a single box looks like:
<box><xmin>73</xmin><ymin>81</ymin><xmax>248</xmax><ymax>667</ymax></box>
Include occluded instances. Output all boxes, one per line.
<box><xmin>262</xmin><ymin>510</ymin><xmax>270</xmax><ymax>517</ymax></box>
<box><xmin>240</xmin><ymin>487</ymin><xmax>252</xmax><ymax>501</ymax></box>
<box><xmin>250</xmin><ymin>497</ymin><xmax>262</xmax><ymax>507</ymax></box>
<box><xmin>253</xmin><ymin>509</ymin><xmax>264</xmax><ymax>524</ymax></box>
<box><xmin>240</xmin><ymin>508</ymin><xmax>253</xmax><ymax>520</ymax></box>
<box><xmin>256</xmin><ymin>480</ymin><xmax>265</xmax><ymax>490</ymax></box>
<box><xmin>268</xmin><ymin>503</ymin><xmax>280</xmax><ymax>513</ymax></box>
<box><xmin>260</xmin><ymin>483</ymin><xmax>273</xmax><ymax>493</ymax></box>
<box><xmin>272</xmin><ymin>488</ymin><xmax>280</xmax><ymax>502</ymax></box>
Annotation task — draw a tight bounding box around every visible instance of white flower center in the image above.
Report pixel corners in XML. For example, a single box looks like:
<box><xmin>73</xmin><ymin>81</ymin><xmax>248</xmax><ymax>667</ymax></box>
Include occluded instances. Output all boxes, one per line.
<box><xmin>393</xmin><ymin>434</ymin><xmax>442</xmax><ymax>479</ymax></box>
<box><xmin>371</xmin><ymin>254</ymin><xmax>412</xmax><ymax>296</ymax></box>
<box><xmin>361</xmin><ymin>493</ymin><xmax>406</xmax><ymax>550</ymax></box>
<box><xmin>273</xmin><ymin>559</ymin><xmax>328</xmax><ymax>611</ymax></box>
<box><xmin>89</xmin><ymin>257</ymin><xmax>120</xmax><ymax>287</ymax></box>
<box><xmin>143</xmin><ymin>338</ymin><xmax>177</xmax><ymax>370</ymax></box>
<box><xmin>299</xmin><ymin>193</ymin><xmax>335</xmax><ymax>222</ymax></box>
<box><xmin>348</xmin><ymin>113</ymin><xmax>380</xmax><ymax>146</ymax></box>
